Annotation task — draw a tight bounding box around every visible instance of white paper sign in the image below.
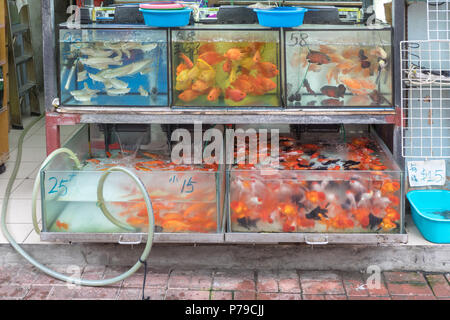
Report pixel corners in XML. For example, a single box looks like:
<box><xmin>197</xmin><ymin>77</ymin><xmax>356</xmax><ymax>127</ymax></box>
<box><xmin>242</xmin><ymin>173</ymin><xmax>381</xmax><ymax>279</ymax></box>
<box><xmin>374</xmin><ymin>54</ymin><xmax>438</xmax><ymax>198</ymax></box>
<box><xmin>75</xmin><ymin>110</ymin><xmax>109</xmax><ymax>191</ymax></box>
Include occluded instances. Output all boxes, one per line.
<box><xmin>407</xmin><ymin>160</ymin><xmax>446</xmax><ymax>187</ymax></box>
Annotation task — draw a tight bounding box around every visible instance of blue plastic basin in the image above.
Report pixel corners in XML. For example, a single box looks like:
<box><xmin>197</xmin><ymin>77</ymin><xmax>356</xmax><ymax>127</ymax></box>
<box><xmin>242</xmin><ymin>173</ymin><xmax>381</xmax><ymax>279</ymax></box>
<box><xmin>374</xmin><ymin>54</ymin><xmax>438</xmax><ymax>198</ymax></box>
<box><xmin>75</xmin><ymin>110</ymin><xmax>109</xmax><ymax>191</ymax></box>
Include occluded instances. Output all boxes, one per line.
<box><xmin>139</xmin><ymin>8</ymin><xmax>192</xmax><ymax>27</ymax></box>
<box><xmin>253</xmin><ymin>7</ymin><xmax>308</xmax><ymax>28</ymax></box>
<box><xmin>407</xmin><ymin>190</ymin><xmax>450</xmax><ymax>243</ymax></box>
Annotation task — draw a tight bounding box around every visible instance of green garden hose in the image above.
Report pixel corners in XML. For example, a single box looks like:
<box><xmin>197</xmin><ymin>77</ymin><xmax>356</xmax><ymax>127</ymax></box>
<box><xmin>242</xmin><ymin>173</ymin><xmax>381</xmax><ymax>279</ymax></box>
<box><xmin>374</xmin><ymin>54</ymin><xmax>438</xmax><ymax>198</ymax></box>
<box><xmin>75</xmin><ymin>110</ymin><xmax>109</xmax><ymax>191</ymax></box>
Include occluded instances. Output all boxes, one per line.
<box><xmin>1</xmin><ymin>116</ymin><xmax>155</xmax><ymax>286</ymax></box>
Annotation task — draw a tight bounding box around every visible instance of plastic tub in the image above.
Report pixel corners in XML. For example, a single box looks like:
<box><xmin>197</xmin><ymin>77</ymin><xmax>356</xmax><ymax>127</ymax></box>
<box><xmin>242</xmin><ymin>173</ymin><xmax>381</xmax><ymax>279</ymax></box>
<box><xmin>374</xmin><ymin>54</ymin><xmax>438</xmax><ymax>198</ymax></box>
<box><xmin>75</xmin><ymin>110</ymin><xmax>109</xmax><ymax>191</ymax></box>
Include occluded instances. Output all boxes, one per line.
<box><xmin>139</xmin><ymin>2</ymin><xmax>185</xmax><ymax>10</ymax></box>
<box><xmin>253</xmin><ymin>7</ymin><xmax>308</xmax><ymax>28</ymax></box>
<box><xmin>139</xmin><ymin>8</ymin><xmax>192</xmax><ymax>27</ymax></box>
<box><xmin>407</xmin><ymin>190</ymin><xmax>450</xmax><ymax>243</ymax></box>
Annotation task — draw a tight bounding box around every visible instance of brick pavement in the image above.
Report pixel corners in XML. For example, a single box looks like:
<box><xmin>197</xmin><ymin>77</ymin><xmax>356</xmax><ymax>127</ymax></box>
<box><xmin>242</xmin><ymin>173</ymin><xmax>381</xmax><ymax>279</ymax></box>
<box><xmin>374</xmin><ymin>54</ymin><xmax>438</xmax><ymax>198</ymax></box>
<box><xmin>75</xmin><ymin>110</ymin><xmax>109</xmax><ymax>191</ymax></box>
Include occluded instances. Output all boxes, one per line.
<box><xmin>0</xmin><ymin>264</ymin><xmax>449</xmax><ymax>300</ymax></box>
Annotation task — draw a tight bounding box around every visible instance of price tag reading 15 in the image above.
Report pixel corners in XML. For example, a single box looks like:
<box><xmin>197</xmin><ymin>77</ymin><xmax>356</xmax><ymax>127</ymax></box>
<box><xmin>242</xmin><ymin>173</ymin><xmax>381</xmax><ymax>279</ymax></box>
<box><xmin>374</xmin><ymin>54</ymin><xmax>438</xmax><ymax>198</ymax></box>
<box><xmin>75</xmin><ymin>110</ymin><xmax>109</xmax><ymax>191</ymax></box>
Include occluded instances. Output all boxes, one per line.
<box><xmin>169</xmin><ymin>175</ymin><xmax>196</xmax><ymax>194</ymax></box>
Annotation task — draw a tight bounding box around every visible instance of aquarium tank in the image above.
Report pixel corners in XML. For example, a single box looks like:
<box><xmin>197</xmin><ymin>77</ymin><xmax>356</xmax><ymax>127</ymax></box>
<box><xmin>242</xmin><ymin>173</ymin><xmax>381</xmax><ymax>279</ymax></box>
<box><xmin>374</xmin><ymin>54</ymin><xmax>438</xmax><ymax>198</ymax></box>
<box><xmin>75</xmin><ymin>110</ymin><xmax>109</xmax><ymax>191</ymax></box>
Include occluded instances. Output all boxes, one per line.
<box><xmin>171</xmin><ymin>26</ymin><xmax>282</xmax><ymax>108</ymax></box>
<box><xmin>59</xmin><ymin>26</ymin><xmax>169</xmax><ymax>107</ymax></box>
<box><xmin>285</xmin><ymin>26</ymin><xmax>393</xmax><ymax>109</ymax></box>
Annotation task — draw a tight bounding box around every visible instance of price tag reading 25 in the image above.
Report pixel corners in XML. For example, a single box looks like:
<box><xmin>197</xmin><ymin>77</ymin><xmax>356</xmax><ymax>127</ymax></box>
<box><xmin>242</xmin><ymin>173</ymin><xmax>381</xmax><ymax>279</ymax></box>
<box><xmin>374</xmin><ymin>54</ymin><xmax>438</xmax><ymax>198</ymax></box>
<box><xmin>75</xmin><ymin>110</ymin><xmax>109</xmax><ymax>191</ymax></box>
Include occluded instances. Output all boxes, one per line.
<box><xmin>48</xmin><ymin>174</ymin><xmax>76</xmax><ymax>197</ymax></box>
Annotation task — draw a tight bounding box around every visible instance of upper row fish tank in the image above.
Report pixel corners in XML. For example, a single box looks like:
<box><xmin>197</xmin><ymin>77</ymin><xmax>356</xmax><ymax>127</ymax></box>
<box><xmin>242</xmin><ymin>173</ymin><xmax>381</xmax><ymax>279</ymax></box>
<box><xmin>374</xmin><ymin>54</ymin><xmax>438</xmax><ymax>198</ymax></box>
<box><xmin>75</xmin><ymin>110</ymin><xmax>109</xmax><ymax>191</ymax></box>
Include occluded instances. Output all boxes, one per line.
<box><xmin>59</xmin><ymin>25</ymin><xmax>169</xmax><ymax>107</ymax></box>
<box><xmin>57</xmin><ymin>24</ymin><xmax>393</xmax><ymax>109</ymax></box>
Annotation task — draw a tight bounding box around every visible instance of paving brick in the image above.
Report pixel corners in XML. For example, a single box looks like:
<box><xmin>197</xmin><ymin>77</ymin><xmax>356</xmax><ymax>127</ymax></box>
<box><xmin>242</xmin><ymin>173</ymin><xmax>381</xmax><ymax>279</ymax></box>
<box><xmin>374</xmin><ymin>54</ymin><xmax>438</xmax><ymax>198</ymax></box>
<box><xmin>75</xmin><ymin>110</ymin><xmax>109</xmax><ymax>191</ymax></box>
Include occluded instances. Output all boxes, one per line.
<box><xmin>301</xmin><ymin>280</ymin><xmax>346</xmax><ymax>295</ymax></box>
<box><xmin>324</xmin><ymin>295</ymin><xmax>347</xmax><ymax>300</ymax></box>
<box><xmin>0</xmin><ymin>285</ymin><xmax>30</xmax><ymax>299</ymax></box>
<box><xmin>102</xmin><ymin>266</ymin><xmax>129</xmax><ymax>287</ymax></box>
<box><xmin>425</xmin><ymin>274</ymin><xmax>450</xmax><ymax>298</ymax></box>
<box><xmin>384</xmin><ymin>272</ymin><xmax>433</xmax><ymax>296</ymax></box>
<box><xmin>342</xmin><ymin>272</ymin><xmax>369</xmax><ymax>297</ymax></box>
<box><xmin>33</xmin><ymin>264</ymin><xmax>80</xmax><ymax>286</ymax></box>
<box><xmin>165</xmin><ymin>289</ymin><xmax>210</xmax><ymax>300</ymax></box>
<box><xmin>257</xmin><ymin>293</ymin><xmax>302</xmax><ymax>300</ymax></box>
<box><xmin>362</xmin><ymin>274</ymin><xmax>390</xmax><ymax>297</ymax></box>
<box><xmin>302</xmin><ymin>295</ymin><xmax>326</xmax><ymax>300</ymax></box>
<box><xmin>81</xmin><ymin>265</ymin><xmax>106</xmax><ymax>281</ymax></box>
<box><xmin>121</xmin><ymin>268</ymin><xmax>170</xmax><ymax>289</ymax></box>
<box><xmin>168</xmin><ymin>269</ymin><xmax>213</xmax><ymax>290</ymax></box>
<box><xmin>0</xmin><ymin>264</ymin><xmax>22</xmax><ymax>285</ymax></box>
<box><xmin>278</xmin><ymin>271</ymin><xmax>301</xmax><ymax>293</ymax></box>
<box><xmin>391</xmin><ymin>295</ymin><xmax>436</xmax><ymax>300</ymax></box>
<box><xmin>256</xmin><ymin>271</ymin><xmax>279</xmax><ymax>293</ymax></box>
<box><xmin>23</xmin><ymin>286</ymin><xmax>53</xmax><ymax>300</ymax></box>
<box><xmin>118</xmin><ymin>287</ymin><xmax>165</xmax><ymax>300</ymax></box>
<box><xmin>299</xmin><ymin>271</ymin><xmax>341</xmax><ymax>282</ymax></box>
<box><xmin>211</xmin><ymin>291</ymin><xmax>233</xmax><ymax>300</ymax></box>
<box><xmin>213</xmin><ymin>270</ymin><xmax>255</xmax><ymax>291</ymax></box>
<box><xmin>349</xmin><ymin>296</ymin><xmax>391</xmax><ymax>300</ymax></box>
<box><xmin>234</xmin><ymin>291</ymin><xmax>256</xmax><ymax>300</ymax></box>
<box><xmin>12</xmin><ymin>265</ymin><xmax>40</xmax><ymax>285</ymax></box>
<box><xmin>48</xmin><ymin>285</ymin><xmax>119</xmax><ymax>300</ymax></box>
<box><xmin>446</xmin><ymin>274</ymin><xmax>450</xmax><ymax>283</ymax></box>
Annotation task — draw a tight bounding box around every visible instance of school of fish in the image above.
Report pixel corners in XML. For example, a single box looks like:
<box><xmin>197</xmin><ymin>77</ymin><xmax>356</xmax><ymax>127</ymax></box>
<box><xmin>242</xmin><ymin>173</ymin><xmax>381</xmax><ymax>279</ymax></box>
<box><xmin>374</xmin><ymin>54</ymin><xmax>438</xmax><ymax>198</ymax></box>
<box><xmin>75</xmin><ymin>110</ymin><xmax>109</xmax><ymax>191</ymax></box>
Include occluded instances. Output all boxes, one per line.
<box><xmin>175</xmin><ymin>42</ymin><xmax>279</xmax><ymax>105</ymax></box>
<box><xmin>230</xmin><ymin>134</ymin><xmax>401</xmax><ymax>233</ymax></box>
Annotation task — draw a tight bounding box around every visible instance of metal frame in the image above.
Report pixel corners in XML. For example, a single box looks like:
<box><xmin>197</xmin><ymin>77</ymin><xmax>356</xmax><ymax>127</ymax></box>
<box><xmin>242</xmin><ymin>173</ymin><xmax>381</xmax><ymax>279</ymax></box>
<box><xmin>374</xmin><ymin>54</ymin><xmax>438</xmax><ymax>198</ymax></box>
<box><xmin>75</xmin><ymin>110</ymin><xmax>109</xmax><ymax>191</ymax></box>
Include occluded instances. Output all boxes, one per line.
<box><xmin>41</xmin><ymin>0</ymin><xmax>407</xmax><ymax>244</ymax></box>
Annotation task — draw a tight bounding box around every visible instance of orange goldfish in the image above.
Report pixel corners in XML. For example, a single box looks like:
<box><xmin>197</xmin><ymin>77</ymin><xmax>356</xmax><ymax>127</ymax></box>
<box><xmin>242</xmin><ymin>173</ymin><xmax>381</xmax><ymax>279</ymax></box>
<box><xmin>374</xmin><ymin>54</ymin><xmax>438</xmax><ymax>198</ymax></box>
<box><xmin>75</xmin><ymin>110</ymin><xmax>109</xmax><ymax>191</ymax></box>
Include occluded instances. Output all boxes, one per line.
<box><xmin>253</xmin><ymin>50</ymin><xmax>261</xmax><ymax>63</ymax></box>
<box><xmin>198</xmin><ymin>43</ymin><xmax>216</xmax><ymax>55</ymax></box>
<box><xmin>207</xmin><ymin>87</ymin><xmax>221</xmax><ymax>102</ymax></box>
<box><xmin>179</xmin><ymin>53</ymin><xmax>194</xmax><ymax>69</ymax></box>
<box><xmin>178</xmin><ymin>89</ymin><xmax>200</xmax><ymax>102</ymax></box>
<box><xmin>307</xmin><ymin>50</ymin><xmax>331</xmax><ymax>65</ymax></box>
<box><xmin>86</xmin><ymin>159</ymin><xmax>100</xmax><ymax>164</ymax></box>
<box><xmin>176</xmin><ymin>63</ymin><xmax>188</xmax><ymax>76</ymax></box>
<box><xmin>306</xmin><ymin>191</ymin><xmax>326</xmax><ymax>204</ymax></box>
<box><xmin>56</xmin><ymin>220</ymin><xmax>69</xmax><ymax>230</ymax></box>
<box><xmin>223</xmin><ymin>59</ymin><xmax>232</xmax><ymax>73</ymax></box>
<box><xmin>192</xmin><ymin>79</ymin><xmax>210</xmax><ymax>93</ymax></box>
<box><xmin>225</xmin><ymin>87</ymin><xmax>246</xmax><ymax>102</ymax></box>
<box><xmin>231</xmin><ymin>77</ymin><xmax>253</xmax><ymax>94</ymax></box>
<box><xmin>224</xmin><ymin>48</ymin><xmax>244</xmax><ymax>61</ymax></box>
<box><xmin>256</xmin><ymin>61</ymin><xmax>279</xmax><ymax>78</ymax></box>
<box><xmin>256</xmin><ymin>76</ymin><xmax>277</xmax><ymax>92</ymax></box>
<box><xmin>381</xmin><ymin>181</ymin><xmax>400</xmax><ymax>194</ymax></box>
<box><xmin>198</xmin><ymin>51</ymin><xmax>225</xmax><ymax>66</ymax></box>
<box><xmin>198</xmin><ymin>68</ymin><xmax>216</xmax><ymax>83</ymax></box>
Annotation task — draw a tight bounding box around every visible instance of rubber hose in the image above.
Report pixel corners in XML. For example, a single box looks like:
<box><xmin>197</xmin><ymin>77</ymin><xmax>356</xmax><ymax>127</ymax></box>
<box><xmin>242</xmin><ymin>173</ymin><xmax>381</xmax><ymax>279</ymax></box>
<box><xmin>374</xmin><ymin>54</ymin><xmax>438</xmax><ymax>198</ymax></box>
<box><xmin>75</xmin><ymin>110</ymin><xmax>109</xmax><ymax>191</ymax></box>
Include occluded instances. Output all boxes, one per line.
<box><xmin>1</xmin><ymin>116</ymin><xmax>155</xmax><ymax>286</ymax></box>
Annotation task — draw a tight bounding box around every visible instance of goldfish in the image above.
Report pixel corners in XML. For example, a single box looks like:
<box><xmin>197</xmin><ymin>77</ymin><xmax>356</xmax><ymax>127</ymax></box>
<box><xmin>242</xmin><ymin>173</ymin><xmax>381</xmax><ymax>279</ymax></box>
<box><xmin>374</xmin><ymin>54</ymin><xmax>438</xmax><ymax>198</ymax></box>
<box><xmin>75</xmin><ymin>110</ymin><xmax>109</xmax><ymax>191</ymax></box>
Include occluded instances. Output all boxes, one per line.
<box><xmin>179</xmin><ymin>53</ymin><xmax>194</xmax><ymax>69</ymax></box>
<box><xmin>340</xmin><ymin>77</ymin><xmax>375</xmax><ymax>95</ymax></box>
<box><xmin>320</xmin><ymin>85</ymin><xmax>346</xmax><ymax>98</ymax></box>
<box><xmin>192</xmin><ymin>79</ymin><xmax>210</xmax><ymax>93</ymax></box>
<box><xmin>178</xmin><ymin>89</ymin><xmax>200</xmax><ymax>102</ymax></box>
<box><xmin>196</xmin><ymin>58</ymin><xmax>213</xmax><ymax>71</ymax></box>
<box><xmin>198</xmin><ymin>68</ymin><xmax>216</xmax><ymax>83</ymax></box>
<box><xmin>56</xmin><ymin>220</ymin><xmax>69</xmax><ymax>230</ymax></box>
<box><xmin>322</xmin><ymin>98</ymin><xmax>344</xmax><ymax>107</ymax></box>
<box><xmin>223</xmin><ymin>59</ymin><xmax>232</xmax><ymax>73</ymax></box>
<box><xmin>256</xmin><ymin>61</ymin><xmax>279</xmax><ymax>78</ymax></box>
<box><xmin>306</xmin><ymin>191</ymin><xmax>326</xmax><ymax>204</ymax></box>
<box><xmin>224</xmin><ymin>48</ymin><xmax>244</xmax><ymax>61</ymax></box>
<box><xmin>232</xmin><ymin>76</ymin><xmax>253</xmax><ymax>94</ymax></box>
<box><xmin>381</xmin><ymin>181</ymin><xmax>400</xmax><ymax>194</ymax></box>
<box><xmin>198</xmin><ymin>43</ymin><xmax>216</xmax><ymax>55</ymax></box>
<box><xmin>198</xmin><ymin>51</ymin><xmax>225</xmax><ymax>66</ymax></box>
<box><xmin>86</xmin><ymin>159</ymin><xmax>101</xmax><ymax>164</ymax></box>
<box><xmin>225</xmin><ymin>87</ymin><xmax>246</xmax><ymax>102</ymax></box>
<box><xmin>207</xmin><ymin>87</ymin><xmax>221</xmax><ymax>102</ymax></box>
<box><xmin>253</xmin><ymin>50</ymin><xmax>261</xmax><ymax>63</ymax></box>
<box><xmin>307</xmin><ymin>50</ymin><xmax>331</xmax><ymax>65</ymax></box>
<box><xmin>176</xmin><ymin>63</ymin><xmax>188</xmax><ymax>76</ymax></box>
<box><xmin>257</xmin><ymin>76</ymin><xmax>277</xmax><ymax>92</ymax></box>
<box><xmin>278</xmin><ymin>203</ymin><xmax>297</xmax><ymax>217</ymax></box>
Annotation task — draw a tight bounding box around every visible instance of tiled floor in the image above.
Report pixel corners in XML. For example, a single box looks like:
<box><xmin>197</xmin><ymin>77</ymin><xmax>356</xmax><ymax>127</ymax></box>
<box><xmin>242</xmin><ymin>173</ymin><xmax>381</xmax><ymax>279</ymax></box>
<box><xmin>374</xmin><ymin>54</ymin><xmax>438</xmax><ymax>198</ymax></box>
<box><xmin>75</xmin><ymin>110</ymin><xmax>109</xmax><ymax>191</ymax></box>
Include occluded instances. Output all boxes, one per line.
<box><xmin>0</xmin><ymin>115</ymin><xmax>82</xmax><ymax>244</ymax></box>
<box><xmin>0</xmin><ymin>266</ymin><xmax>448</xmax><ymax>300</ymax></box>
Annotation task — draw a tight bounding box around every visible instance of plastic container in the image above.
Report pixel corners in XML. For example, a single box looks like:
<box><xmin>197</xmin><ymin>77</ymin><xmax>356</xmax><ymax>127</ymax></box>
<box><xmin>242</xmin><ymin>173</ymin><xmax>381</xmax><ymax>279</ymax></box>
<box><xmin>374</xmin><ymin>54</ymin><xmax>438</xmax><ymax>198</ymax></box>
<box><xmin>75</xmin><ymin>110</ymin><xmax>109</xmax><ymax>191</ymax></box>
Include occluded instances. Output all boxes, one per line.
<box><xmin>253</xmin><ymin>7</ymin><xmax>308</xmax><ymax>28</ymax></box>
<box><xmin>407</xmin><ymin>190</ymin><xmax>450</xmax><ymax>244</ymax></box>
<box><xmin>139</xmin><ymin>8</ymin><xmax>192</xmax><ymax>27</ymax></box>
<box><xmin>139</xmin><ymin>2</ymin><xmax>185</xmax><ymax>10</ymax></box>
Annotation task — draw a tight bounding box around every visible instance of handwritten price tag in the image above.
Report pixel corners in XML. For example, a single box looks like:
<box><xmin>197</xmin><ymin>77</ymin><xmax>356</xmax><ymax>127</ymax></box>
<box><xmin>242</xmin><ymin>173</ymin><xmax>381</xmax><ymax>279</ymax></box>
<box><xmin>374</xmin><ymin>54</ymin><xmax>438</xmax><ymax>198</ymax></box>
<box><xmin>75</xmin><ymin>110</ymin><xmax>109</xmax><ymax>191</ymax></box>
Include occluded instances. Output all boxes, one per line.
<box><xmin>407</xmin><ymin>160</ymin><xmax>446</xmax><ymax>187</ymax></box>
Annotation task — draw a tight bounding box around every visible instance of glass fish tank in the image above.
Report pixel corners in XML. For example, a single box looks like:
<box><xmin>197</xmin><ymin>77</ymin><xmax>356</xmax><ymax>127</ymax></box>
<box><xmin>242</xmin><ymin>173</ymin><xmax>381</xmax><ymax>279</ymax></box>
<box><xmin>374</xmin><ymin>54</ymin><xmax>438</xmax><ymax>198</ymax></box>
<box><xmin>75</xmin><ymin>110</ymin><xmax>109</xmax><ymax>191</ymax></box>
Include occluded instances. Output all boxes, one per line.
<box><xmin>227</xmin><ymin>129</ymin><xmax>403</xmax><ymax>234</ymax></box>
<box><xmin>171</xmin><ymin>26</ymin><xmax>282</xmax><ymax>108</ymax></box>
<box><xmin>40</xmin><ymin>124</ymin><xmax>225</xmax><ymax>236</ymax></box>
<box><xmin>58</xmin><ymin>25</ymin><xmax>169</xmax><ymax>107</ymax></box>
<box><xmin>284</xmin><ymin>26</ymin><xmax>393</xmax><ymax>109</ymax></box>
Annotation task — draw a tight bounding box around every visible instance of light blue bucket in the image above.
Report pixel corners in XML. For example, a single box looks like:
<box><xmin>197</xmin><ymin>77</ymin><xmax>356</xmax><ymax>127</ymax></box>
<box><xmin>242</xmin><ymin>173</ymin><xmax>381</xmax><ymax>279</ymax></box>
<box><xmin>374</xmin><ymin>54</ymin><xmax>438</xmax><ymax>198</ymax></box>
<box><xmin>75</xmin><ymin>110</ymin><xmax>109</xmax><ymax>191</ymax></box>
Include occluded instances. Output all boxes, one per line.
<box><xmin>406</xmin><ymin>189</ymin><xmax>450</xmax><ymax>243</ymax></box>
<box><xmin>253</xmin><ymin>7</ymin><xmax>308</xmax><ymax>28</ymax></box>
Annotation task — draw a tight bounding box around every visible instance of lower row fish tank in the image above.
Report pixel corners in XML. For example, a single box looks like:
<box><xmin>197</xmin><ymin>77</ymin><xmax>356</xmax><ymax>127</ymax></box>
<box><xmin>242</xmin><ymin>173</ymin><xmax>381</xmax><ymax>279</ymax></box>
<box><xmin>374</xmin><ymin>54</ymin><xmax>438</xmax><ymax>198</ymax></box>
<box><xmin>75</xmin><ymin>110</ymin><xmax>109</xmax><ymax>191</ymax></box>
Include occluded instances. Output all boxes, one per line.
<box><xmin>40</xmin><ymin>124</ymin><xmax>225</xmax><ymax>238</ymax></box>
<box><xmin>59</xmin><ymin>25</ymin><xmax>169</xmax><ymax>107</ymax></box>
<box><xmin>227</xmin><ymin>128</ymin><xmax>403</xmax><ymax>234</ymax></box>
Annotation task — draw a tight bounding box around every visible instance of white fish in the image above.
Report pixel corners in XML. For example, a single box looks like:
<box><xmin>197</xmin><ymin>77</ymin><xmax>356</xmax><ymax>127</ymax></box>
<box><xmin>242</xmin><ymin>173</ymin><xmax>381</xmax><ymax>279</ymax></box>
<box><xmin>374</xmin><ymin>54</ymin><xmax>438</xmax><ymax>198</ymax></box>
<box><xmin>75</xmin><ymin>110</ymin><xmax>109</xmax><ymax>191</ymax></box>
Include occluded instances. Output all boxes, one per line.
<box><xmin>70</xmin><ymin>83</ymin><xmax>99</xmax><ymax>102</ymax></box>
<box><xmin>140</xmin><ymin>43</ymin><xmax>157</xmax><ymax>52</ymax></box>
<box><xmin>89</xmin><ymin>72</ymin><xmax>107</xmax><ymax>83</ymax></box>
<box><xmin>106</xmin><ymin>87</ymin><xmax>131</xmax><ymax>96</ymax></box>
<box><xmin>80</xmin><ymin>48</ymin><xmax>114</xmax><ymax>57</ymax></box>
<box><xmin>140</xmin><ymin>67</ymin><xmax>152</xmax><ymax>75</ymax></box>
<box><xmin>97</xmin><ymin>59</ymin><xmax>152</xmax><ymax>79</ymax></box>
<box><xmin>110</xmin><ymin>78</ymin><xmax>128</xmax><ymax>89</ymax></box>
<box><xmin>138</xmin><ymin>85</ymin><xmax>149</xmax><ymax>97</ymax></box>
<box><xmin>249</xmin><ymin>197</ymin><xmax>262</xmax><ymax>206</ymax></box>
<box><xmin>77</xmin><ymin>70</ymin><xmax>88</xmax><ymax>82</ymax></box>
<box><xmin>80</xmin><ymin>56</ymin><xmax>123</xmax><ymax>69</ymax></box>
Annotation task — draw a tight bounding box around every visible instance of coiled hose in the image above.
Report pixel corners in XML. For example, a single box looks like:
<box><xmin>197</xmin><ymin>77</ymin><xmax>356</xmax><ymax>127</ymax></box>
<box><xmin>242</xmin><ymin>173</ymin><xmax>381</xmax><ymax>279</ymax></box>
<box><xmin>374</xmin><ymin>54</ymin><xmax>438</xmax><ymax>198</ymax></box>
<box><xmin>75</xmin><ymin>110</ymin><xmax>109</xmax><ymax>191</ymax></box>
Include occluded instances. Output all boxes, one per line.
<box><xmin>1</xmin><ymin>116</ymin><xmax>155</xmax><ymax>286</ymax></box>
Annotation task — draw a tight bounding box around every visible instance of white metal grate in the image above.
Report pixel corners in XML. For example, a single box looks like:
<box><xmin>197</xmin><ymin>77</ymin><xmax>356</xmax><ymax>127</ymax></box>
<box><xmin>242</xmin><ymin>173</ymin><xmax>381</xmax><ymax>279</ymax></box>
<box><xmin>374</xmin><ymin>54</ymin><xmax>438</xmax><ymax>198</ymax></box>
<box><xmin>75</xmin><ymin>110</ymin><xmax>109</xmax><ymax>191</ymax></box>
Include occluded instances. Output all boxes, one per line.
<box><xmin>400</xmin><ymin>40</ymin><xmax>450</xmax><ymax>158</ymax></box>
<box><xmin>428</xmin><ymin>0</ymin><xmax>450</xmax><ymax>40</ymax></box>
